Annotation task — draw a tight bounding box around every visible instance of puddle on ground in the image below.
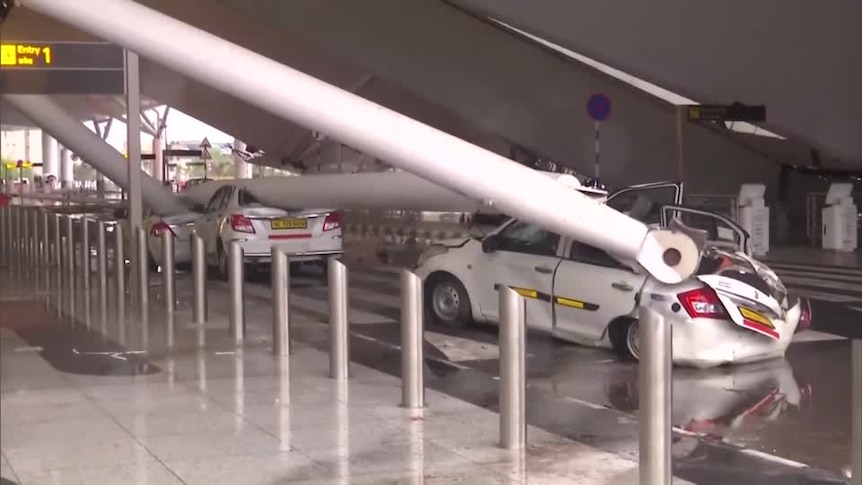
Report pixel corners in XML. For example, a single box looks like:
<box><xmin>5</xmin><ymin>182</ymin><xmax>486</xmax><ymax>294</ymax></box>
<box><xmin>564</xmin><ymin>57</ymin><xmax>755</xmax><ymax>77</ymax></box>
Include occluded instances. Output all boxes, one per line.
<box><xmin>0</xmin><ymin>301</ymin><xmax>159</xmax><ymax>376</ymax></box>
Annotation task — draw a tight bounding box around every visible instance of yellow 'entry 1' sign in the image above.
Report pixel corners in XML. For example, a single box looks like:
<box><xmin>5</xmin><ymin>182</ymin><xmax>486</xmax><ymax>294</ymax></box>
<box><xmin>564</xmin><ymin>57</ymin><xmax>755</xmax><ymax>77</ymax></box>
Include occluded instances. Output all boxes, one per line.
<box><xmin>0</xmin><ymin>43</ymin><xmax>53</xmax><ymax>67</ymax></box>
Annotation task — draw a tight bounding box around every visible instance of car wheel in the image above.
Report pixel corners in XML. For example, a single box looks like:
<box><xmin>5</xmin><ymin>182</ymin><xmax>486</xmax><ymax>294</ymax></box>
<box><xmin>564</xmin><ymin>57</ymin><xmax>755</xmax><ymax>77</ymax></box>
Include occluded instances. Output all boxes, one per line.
<box><xmin>610</xmin><ymin>318</ymin><xmax>639</xmax><ymax>362</ymax></box>
<box><xmin>425</xmin><ymin>273</ymin><xmax>472</xmax><ymax>328</ymax></box>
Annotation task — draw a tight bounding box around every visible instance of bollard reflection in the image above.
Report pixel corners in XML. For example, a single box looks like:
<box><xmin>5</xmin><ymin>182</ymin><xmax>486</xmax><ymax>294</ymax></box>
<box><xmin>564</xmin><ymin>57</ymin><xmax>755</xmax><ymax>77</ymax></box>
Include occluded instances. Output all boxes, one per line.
<box><xmin>165</xmin><ymin>311</ymin><xmax>175</xmax><ymax>350</ymax></box>
<box><xmin>407</xmin><ymin>407</ymin><xmax>425</xmax><ymax>485</ymax></box>
<box><xmin>139</xmin><ymin>303</ymin><xmax>149</xmax><ymax>352</ymax></box>
<box><xmin>234</xmin><ymin>351</ymin><xmax>245</xmax><ymax>431</ymax></box>
<box><xmin>196</xmin><ymin>350</ymin><xmax>207</xmax><ymax>393</ymax></box>
<box><xmin>335</xmin><ymin>378</ymin><xmax>350</xmax><ymax>484</ymax></box>
<box><xmin>166</xmin><ymin>355</ymin><xmax>176</xmax><ymax>389</ymax></box>
<box><xmin>852</xmin><ymin>339</ymin><xmax>861</xmax><ymax>485</ymax></box>
<box><xmin>277</xmin><ymin>354</ymin><xmax>290</xmax><ymax>452</ymax></box>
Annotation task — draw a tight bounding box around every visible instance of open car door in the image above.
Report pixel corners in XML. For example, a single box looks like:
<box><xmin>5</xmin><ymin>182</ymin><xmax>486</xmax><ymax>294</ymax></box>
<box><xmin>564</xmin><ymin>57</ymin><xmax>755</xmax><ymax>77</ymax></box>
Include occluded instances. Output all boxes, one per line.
<box><xmin>660</xmin><ymin>206</ymin><xmax>750</xmax><ymax>255</ymax></box>
<box><xmin>662</xmin><ymin>206</ymin><xmax>793</xmax><ymax>341</ymax></box>
<box><xmin>605</xmin><ymin>182</ymin><xmax>683</xmax><ymax>226</ymax></box>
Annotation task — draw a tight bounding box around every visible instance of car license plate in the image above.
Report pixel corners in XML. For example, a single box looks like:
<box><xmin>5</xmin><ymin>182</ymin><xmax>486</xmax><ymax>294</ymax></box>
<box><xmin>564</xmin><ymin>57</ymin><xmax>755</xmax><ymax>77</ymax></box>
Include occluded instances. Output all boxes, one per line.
<box><xmin>271</xmin><ymin>218</ymin><xmax>307</xmax><ymax>230</ymax></box>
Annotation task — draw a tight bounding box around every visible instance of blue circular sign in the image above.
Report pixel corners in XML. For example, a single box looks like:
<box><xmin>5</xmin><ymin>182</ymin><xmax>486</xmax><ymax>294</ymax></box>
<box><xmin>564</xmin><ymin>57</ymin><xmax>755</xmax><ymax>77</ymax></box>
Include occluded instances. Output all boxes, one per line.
<box><xmin>586</xmin><ymin>93</ymin><xmax>612</xmax><ymax>122</ymax></box>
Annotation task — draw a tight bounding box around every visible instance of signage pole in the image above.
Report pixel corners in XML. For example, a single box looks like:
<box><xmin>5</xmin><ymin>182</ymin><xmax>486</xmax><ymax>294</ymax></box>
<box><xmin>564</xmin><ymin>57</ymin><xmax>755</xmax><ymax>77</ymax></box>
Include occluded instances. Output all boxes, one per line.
<box><xmin>676</xmin><ymin>106</ymin><xmax>685</xmax><ymax>184</ymax></box>
<box><xmin>594</xmin><ymin>120</ymin><xmax>600</xmax><ymax>179</ymax></box>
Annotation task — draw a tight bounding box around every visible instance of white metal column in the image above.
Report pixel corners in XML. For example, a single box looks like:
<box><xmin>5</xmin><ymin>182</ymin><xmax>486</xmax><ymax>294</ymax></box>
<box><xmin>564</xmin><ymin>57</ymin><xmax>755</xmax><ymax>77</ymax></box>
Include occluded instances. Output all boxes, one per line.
<box><xmin>41</xmin><ymin>132</ymin><xmax>59</xmax><ymax>178</ymax></box>
<box><xmin>20</xmin><ymin>0</ymin><xmax>699</xmax><ymax>284</ymax></box>
<box><xmin>59</xmin><ymin>147</ymin><xmax>73</xmax><ymax>187</ymax></box>
<box><xmin>153</xmin><ymin>132</ymin><xmax>164</xmax><ymax>182</ymax></box>
<box><xmin>233</xmin><ymin>139</ymin><xmax>251</xmax><ymax>179</ymax></box>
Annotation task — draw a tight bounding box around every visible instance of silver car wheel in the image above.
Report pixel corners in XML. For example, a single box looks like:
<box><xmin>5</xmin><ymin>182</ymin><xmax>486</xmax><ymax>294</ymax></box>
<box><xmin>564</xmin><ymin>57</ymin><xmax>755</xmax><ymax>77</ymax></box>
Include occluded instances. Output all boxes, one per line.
<box><xmin>432</xmin><ymin>283</ymin><xmax>461</xmax><ymax>322</ymax></box>
<box><xmin>626</xmin><ymin>321</ymin><xmax>640</xmax><ymax>360</ymax></box>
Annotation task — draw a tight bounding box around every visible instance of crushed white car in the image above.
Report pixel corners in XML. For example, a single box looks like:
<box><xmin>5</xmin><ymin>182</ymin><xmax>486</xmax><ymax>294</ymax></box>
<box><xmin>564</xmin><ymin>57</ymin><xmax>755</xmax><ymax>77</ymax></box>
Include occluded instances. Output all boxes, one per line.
<box><xmin>414</xmin><ymin>182</ymin><xmax>811</xmax><ymax>368</ymax></box>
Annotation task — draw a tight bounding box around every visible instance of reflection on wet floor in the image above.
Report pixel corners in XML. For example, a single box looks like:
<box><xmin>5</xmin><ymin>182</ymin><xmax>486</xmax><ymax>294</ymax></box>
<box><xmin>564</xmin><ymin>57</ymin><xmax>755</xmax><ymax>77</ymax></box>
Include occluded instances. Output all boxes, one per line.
<box><xmin>530</xmin><ymin>338</ymin><xmax>855</xmax><ymax>476</ymax></box>
<box><xmin>0</xmin><ymin>301</ymin><xmax>159</xmax><ymax>377</ymax></box>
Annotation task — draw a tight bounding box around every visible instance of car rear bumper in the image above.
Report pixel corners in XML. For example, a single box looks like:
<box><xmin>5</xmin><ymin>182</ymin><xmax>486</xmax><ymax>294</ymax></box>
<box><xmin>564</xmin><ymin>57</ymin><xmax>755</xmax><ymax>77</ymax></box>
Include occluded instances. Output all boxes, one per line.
<box><xmin>228</xmin><ymin>235</ymin><xmax>343</xmax><ymax>260</ymax></box>
<box><xmin>669</xmin><ymin>314</ymin><xmax>798</xmax><ymax>368</ymax></box>
<box><xmin>242</xmin><ymin>250</ymin><xmax>344</xmax><ymax>263</ymax></box>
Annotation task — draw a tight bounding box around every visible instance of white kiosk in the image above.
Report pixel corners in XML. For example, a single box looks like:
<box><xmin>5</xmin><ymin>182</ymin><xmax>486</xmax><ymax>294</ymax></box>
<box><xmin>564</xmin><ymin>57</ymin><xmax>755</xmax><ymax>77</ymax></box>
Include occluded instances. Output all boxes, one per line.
<box><xmin>821</xmin><ymin>183</ymin><xmax>857</xmax><ymax>252</ymax></box>
<box><xmin>737</xmin><ymin>184</ymin><xmax>770</xmax><ymax>256</ymax></box>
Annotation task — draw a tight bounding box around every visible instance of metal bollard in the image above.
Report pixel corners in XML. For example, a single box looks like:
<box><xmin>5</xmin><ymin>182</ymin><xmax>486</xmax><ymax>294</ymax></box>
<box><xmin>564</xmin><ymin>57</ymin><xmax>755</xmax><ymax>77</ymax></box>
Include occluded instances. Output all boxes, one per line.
<box><xmin>400</xmin><ymin>269</ymin><xmax>424</xmax><ymax>408</ymax></box>
<box><xmin>499</xmin><ymin>286</ymin><xmax>526</xmax><ymax>450</ymax></box>
<box><xmin>135</xmin><ymin>227</ymin><xmax>149</xmax><ymax>313</ymax></box>
<box><xmin>40</xmin><ymin>211</ymin><xmax>49</xmax><ymax>267</ymax></box>
<box><xmin>81</xmin><ymin>218</ymin><xmax>91</xmax><ymax>292</ymax></box>
<box><xmin>852</xmin><ymin>339</ymin><xmax>861</xmax><ymax>485</ymax></box>
<box><xmin>65</xmin><ymin>216</ymin><xmax>75</xmax><ymax>314</ymax></box>
<box><xmin>228</xmin><ymin>241</ymin><xmax>245</xmax><ymax>346</ymax></box>
<box><xmin>638</xmin><ymin>301</ymin><xmax>672</xmax><ymax>485</ymax></box>
<box><xmin>191</xmin><ymin>232</ymin><xmax>207</xmax><ymax>325</ymax></box>
<box><xmin>113</xmin><ymin>223</ymin><xmax>126</xmax><ymax>309</ymax></box>
<box><xmin>97</xmin><ymin>221</ymin><xmax>109</xmax><ymax>329</ymax></box>
<box><xmin>271</xmin><ymin>247</ymin><xmax>290</xmax><ymax>356</ymax></box>
<box><xmin>0</xmin><ymin>206</ymin><xmax>6</xmax><ymax>269</ymax></box>
<box><xmin>328</xmin><ymin>257</ymin><xmax>349</xmax><ymax>380</ymax></box>
<box><xmin>14</xmin><ymin>208</ymin><xmax>22</xmax><ymax>277</ymax></box>
<box><xmin>161</xmin><ymin>230</ymin><xmax>176</xmax><ymax>349</ymax></box>
<box><xmin>53</xmin><ymin>214</ymin><xmax>61</xmax><ymax>269</ymax></box>
<box><xmin>161</xmin><ymin>230</ymin><xmax>176</xmax><ymax>314</ymax></box>
<box><xmin>22</xmin><ymin>209</ymin><xmax>31</xmax><ymax>284</ymax></box>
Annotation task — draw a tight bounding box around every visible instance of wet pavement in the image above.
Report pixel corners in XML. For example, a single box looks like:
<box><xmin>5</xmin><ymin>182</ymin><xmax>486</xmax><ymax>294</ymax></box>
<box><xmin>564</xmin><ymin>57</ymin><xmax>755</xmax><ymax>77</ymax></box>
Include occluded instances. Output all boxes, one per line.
<box><xmin>0</xmin><ymin>258</ymin><xmax>857</xmax><ymax>484</ymax></box>
<box><xmin>238</xmin><ymin>264</ymin><xmax>858</xmax><ymax>483</ymax></box>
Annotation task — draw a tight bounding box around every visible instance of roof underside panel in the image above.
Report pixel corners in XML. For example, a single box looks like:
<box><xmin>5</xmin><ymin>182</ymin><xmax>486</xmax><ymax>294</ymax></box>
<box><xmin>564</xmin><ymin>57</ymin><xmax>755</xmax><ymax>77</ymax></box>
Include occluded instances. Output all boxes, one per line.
<box><xmin>203</xmin><ymin>0</ymin><xmax>785</xmax><ymax>191</ymax></box>
<box><xmin>448</xmin><ymin>0</ymin><xmax>862</xmax><ymax>167</ymax></box>
<box><xmin>4</xmin><ymin>0</ymin><xmax>800</xmax><ymax>194</ymax></box>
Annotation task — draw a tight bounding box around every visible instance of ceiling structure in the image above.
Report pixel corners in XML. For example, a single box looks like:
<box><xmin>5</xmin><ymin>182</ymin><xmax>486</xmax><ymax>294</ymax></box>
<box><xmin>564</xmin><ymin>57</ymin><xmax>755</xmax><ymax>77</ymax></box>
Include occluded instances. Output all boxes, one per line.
<box><xmin>2</xmin><ymin>0</ymin><xmax>855</xmax><ymax>195</ymax></box>
<box><xmin>447</xmin><ymin>0</ymin><xmax>862</xmax><ymax>169</ymax></box>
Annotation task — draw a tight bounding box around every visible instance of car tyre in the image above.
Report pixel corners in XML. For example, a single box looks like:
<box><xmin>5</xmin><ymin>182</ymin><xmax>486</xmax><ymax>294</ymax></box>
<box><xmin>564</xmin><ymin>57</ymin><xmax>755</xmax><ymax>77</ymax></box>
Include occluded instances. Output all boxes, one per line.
<box><xmin>609</xmin><ymin>318</ymin><xmax>639</xmax><ymax>362</ymax></box>
<box><xmin>425</xmin><ymin>273</ymin><xmax>472</xmax><ymax>328</ymax></box>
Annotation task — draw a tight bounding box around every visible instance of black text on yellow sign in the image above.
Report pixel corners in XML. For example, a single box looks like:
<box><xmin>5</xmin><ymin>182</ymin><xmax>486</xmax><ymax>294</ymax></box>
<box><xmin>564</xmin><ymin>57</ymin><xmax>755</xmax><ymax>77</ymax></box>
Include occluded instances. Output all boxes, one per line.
<box><xmin>0</xmin><ymin>44</ymin><xmax>53</xmax><ymax>67</ymax></box>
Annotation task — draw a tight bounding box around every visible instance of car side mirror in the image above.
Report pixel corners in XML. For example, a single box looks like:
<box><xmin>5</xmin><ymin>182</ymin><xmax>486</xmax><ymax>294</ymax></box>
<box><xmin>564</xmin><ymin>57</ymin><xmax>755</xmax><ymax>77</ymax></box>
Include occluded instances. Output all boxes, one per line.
<box><xmin>481</xmin><ymin>234</ymin><xmax>502</xmax><ymax>253</ymax></box>
<box><xmin>191</xmin><ymin>203</ymin><xmax>206</xmax><ymax>213</ymax></box>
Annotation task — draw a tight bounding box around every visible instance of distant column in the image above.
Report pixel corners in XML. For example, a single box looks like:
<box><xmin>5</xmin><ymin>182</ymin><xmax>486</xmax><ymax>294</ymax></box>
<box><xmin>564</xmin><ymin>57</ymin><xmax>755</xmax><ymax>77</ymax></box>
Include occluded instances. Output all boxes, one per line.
<box><xmin>153</xmin><ymin>133</ymin><xmax>164</xmax><ymax>182</ymax></box>
<box><xmin>233</xmin><ymin>139</ymin><xmax>251</xmax><ymax>179</ymax></box>
<box><xmin>59</xmin><ymin>147</ymin><xmax>74</xmax><ymax>188</ymax></box>
<box><xmin>41</xmin><ymin>131</ymin><xmax>59</xmax><ymax>177</ymax></box>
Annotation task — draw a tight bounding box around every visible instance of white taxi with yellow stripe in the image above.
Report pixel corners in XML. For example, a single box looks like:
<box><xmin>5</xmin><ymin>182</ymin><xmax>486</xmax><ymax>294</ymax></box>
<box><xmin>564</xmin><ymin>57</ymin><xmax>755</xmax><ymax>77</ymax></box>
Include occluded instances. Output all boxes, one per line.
<box><xmin>191</xmin><ymin>184</ymin><xmax>343</xmax><ymax>278</ymax></box>
<box><xmin>415</xmin><ymin>182</ymin><xmax>810</xmax><ymax>368</ymax></box>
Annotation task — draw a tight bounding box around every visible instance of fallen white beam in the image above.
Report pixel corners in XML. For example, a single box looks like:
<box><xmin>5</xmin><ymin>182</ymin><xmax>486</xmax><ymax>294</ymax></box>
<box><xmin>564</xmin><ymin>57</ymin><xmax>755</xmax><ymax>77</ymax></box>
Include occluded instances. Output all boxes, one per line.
<box><xmin>20</xmin><ymin>0</ymin><xmax>699</xmax><ymax>283</ymax></box>
<box><xmin>178</xmin><ymin>171</ymin><xmax>583</xmax><ymax>213</ymax></box>
<box><xmin>4</xmin><ymin>95</ymin><xmax>188</xmax><ymax>216</ymax></box>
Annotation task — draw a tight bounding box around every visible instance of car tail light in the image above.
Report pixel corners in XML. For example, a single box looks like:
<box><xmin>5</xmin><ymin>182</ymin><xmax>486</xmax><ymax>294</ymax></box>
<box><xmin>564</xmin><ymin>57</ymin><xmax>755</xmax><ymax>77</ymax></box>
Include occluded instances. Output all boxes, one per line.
<box><xmin>796</xmin><ymin>297</ymin><xmax>812</xmax><ymax>333</ymax></box>
<box><xmin>323</xmin><ymin>212</ymin><xmax>342</xmax><ymax>232</ymax></box>
<box><xmin>230</xmin><ymin>214</ymin><xmax>255</xmax><ymax>234</ymax></box>
<box><xmin>677</xmin><ymin>287</ymin><xmax>726</xmax><ymax>319</ymax></box>
<box><xmin>149</xmin><ymin>221</ymin><xmax>175</xmax><ymax>237</ymax></box>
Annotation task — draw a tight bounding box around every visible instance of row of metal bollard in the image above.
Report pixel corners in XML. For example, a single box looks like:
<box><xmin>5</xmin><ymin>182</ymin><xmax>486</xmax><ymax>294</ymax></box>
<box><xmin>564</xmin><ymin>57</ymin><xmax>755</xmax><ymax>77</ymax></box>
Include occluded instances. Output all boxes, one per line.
<box><xmin>13</xmin><ymin>206</ymin><xmax>858</xmax><ymax>485</ymax></box>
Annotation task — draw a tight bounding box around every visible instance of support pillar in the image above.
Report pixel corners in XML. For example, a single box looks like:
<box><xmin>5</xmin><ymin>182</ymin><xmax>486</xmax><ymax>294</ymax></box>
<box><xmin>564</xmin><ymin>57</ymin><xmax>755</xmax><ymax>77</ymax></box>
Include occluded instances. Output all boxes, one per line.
<box><xmin>3</xmin><ymin>95</ymin><xmax>188</xmax><ymax>216</ymax></box>
<box><xmin>233</xmin><ymin>139</ymin><xmax>251</xmax><ymax>179</ymax></box>
<box><xmin>41</xmin><ymin>132</ymin><xmax>59</xmax><ymax>179</ymax></box>
<box><xmin>153</xmin><ymin>133</ymin><xmax>164</xmax><ymax>182</ymax></box>
<box><xmin>59</xmin><ymin>147</ymin><xmax>73</xmax><ymax>188</ymax></box>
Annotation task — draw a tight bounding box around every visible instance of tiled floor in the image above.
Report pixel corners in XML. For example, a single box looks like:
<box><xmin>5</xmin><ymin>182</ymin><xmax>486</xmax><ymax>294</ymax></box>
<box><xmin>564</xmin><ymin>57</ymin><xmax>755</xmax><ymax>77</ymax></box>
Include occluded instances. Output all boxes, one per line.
<box><xmin>0</xmin><ymin>280</ymin><xmax>673</xmax><ymax>484</ymax></box>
